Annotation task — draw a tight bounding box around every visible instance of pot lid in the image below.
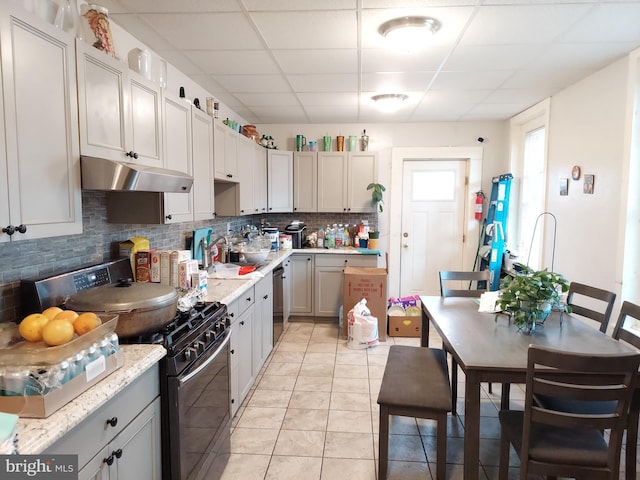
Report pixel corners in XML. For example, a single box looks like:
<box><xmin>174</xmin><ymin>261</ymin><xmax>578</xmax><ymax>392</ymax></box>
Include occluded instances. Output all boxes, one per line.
<box><xmin>66</xmin><ymin>280</ymin><xmax>178</xmax><ymax>312</ymax></box>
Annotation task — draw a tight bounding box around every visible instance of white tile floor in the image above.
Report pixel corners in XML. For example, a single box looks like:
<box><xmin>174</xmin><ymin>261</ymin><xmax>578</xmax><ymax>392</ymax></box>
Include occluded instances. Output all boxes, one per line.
<box><xmin>206</xmin><ymin>319</ymin><xmax>640</xmax><ymax>480</ymax></box>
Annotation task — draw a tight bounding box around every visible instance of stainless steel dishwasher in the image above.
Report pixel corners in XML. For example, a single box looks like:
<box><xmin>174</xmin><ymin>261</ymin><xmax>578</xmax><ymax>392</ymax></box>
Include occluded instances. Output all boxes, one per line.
<box><xmin>273</xmin><ymin>265</ymin><xmax>284</xmax><ymax>343</ymax></box>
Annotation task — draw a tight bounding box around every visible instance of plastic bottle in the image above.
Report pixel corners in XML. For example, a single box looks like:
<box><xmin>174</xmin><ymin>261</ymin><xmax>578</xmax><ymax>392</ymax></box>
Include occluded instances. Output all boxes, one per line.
<box><xmin>326</xmin><ymin>225</ymin><xmax>335</xmax><ymax>249</ymax></box>
<box><xmin>335</xmin><ymin>224</ymin><xmax>343</xmax><ymax>248</ymax></box>
<box><xmin>317</xmin><ymin>227</ymin><xmax>325</xmax><ymax>248</ymax></box>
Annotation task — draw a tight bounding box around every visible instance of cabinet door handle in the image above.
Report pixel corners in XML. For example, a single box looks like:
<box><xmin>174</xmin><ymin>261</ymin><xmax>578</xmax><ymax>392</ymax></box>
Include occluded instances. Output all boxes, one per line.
<box><xmin>2</xmin><ymin>225</ymin><xmax>15</xmax><ymax>236</ymax></box>
<box><xmin>16</xmin><ymin>224</ymin><xmax>27</xmax><ymax>234</ymax></box>
<box><xmin>165</xmin><ymin>214</ymin><xmax>172</xmax><ymax>220</ymax></box>
<box><xmin>229</xmin><ymin>312</ymin><xmax>234</xmax><ymax>318</ymax></box>
<box><xmin>226</xmin><ymin>174</ymin><xmax>233</xmax><ymax>178</ymax></box>
<box><xmin>126</xmin><ymin>150</ymin><xmax>139</xmax><ymax>159</ymax></box>
<box><xmin>263</xmin><ymin>294</ymin><xmax>268</xmax><ymax>300</ymax></box>
<box><xmin>106</xmin><ymin>417</ymin><xmax>118</xmax><ymax>427</ymax></box>
<box><xmin>113</xmin><ymin>449</ymin><xmax>123</xmax><ymax>459</ymax></box>
<box><xmin>240</xmin><ymin>321</ymin><xmax>245</xmax><ymax>326</ymax></box>
<box><xmin>230</xmin><ymin>349</ymin><xmax>235</xmax><ymax>355</ymax></box>
<box><xmin>104</xmin><ymin>455</ymin><xmax>114</xmax><ymax>466</ymax></box>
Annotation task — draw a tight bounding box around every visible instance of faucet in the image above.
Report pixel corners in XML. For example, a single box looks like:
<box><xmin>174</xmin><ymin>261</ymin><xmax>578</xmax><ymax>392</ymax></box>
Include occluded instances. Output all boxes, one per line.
<box><xmin>211</xmin><ymin>236</ymin><xmax>229</xmax><ymax>263</ymax></box>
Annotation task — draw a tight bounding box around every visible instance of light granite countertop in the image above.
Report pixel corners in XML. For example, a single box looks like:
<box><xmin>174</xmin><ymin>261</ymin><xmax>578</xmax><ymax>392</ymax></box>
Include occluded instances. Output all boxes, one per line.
<box><xmin>204</xmin><ymin>247</ymin><xmax>379</xmax><ymax>305</ymax></box>
<box><xmin>15</xmin><ymin>344</ymin><xmax>166</xmax><ymax>454</ymax></box>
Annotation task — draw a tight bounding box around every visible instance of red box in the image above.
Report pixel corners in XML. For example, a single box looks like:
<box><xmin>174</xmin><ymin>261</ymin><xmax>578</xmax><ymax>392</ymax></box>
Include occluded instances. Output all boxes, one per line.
<box><xmin>135</xmin><ymin>251</ymin><xmax>151</xmax><ymax>282</ymax></box>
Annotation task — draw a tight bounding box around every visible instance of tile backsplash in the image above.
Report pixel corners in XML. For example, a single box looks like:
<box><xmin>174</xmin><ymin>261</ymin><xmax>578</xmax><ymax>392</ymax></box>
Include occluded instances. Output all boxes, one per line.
<box><xmin>0</xmin><ymin>191</ymin><xmax>376</xmax><ymax>323</ymax></box>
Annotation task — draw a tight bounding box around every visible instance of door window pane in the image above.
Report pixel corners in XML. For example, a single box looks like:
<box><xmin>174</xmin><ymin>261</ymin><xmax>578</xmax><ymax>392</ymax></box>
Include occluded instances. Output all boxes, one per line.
<box><xmin>412</xmin><ymin>171</ymin><xmax>455</xmax><ymax>201</ymax></box>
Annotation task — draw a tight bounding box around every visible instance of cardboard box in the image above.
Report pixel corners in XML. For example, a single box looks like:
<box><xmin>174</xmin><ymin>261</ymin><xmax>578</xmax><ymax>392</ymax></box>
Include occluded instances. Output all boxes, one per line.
<box><xmin>0</xmin><ymin>350</ymin><xmax>124</xmax><ymax>418</ymax></box>
<box><xmin>343</xmin><ymin>267</ymin><xmax>388</xmax><ymax>342</ymax></box>
<box><xmin>119</xmin><ymin>237</ymin><xmax>150</xmax><ymax>280</ymax></box>
<box><xmin>178</xmin><ymin>259</ymin><xmax>199</xmax><ymax>289</ymax></box>
<box><xmin>388</xmin><ymin>315</ymin><xmax>422</xmax><ymax>337</ymax></box>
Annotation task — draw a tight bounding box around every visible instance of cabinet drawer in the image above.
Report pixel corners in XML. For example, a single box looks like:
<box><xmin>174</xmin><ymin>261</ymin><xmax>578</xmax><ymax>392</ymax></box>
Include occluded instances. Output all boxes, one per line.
<box><xmin>315</xmin><ymin>254</ymin><xmax>377</xmax><ymax>268</ymax></box>
<box><xmin>238</xmin><ymin>286</ymin><xmax>255</xmax><ymax>316</ymax></box>
<box><xmin>46</xmin><ymin>364</ymin><xmax>159</xmax><ymax>470</ymax></box>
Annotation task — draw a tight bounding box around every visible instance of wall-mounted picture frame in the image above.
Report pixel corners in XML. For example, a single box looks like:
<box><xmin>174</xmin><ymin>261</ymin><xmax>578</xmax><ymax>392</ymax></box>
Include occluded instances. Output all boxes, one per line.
<box><xmin>559</xmin><ymin>178</ymin><xmax>568</xmax><ymax>196</ymax></box>
<box><xmin>583</xmin><ymin>174</ymin><xmax>594</xmax><ymax>194</ymax></box>
<box><xmin>571</xmin><ymin>165</ymin><xmax>581</xmax><ymax>180</ymax></box>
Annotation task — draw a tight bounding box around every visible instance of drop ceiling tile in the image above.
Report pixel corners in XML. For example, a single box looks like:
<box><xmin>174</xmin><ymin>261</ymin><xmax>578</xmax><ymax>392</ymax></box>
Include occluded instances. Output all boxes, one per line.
<box><xmin>251</xmin><ymin>11</ymin><xmax>358</xmax><ymax>49</ymax></box>
<box><xmin>185</xmin><ymin>50</ymin><xmax>280</xmax><ymax>75</ymax></box>
<box><xmin>483</xmin><ymin>88</ymin><xmax>550</xmax><ymax>105</ymax></box>
<box><xmin>101</xmin><ymin>0</ymin><xmax>239</xmax><ymax>13</ymax></box>
<box><xmin>158</xmin><ymin>50</ymin><xmax>204</xmax><ymax>75</ymax></box>
<box><xmin>361</xmin><ymin>48</ymin><xmax>450</xmax><ymax>73</ymax></box>
<box><xmin>143</xmin><ymin>13</ymin><xmax>264</xmax><ymax>50</ymax></box>
<box><xmin>363</xmin><ymin>0</ymin><xmax>477</xmax><ymax>7</ymax></box>
<box><xmin>430</xmin><ymin>71</ymin><xmax>512</xmax><ymax>90</ymax></box>
<box><xmin>244</xmin><ymin>0</ymin><xmax>355</xmax><ymax>10</ymax></box>
<box><xmin>502</xmin><ymin>68</ymin><xmax>591</xmax><ymax>90</ymax></box>
<box><xmin>189</xmin><ymin>74</ymin><xmax>225</xmax><ymax>94</ymax></box>
<box><xmin>562</xmin><ymin>3</ymin><xmax>640</xmax><ymax>43</ymax></box>
<box><xmin>423</xmin><ymin>89</ymin><xmax>492</xmax><ymax>104</ymax></box>
<box><xmin>459</xmin><ymin>4</ymin><xmax>593</xmax><ymax>45</ymax></box>
<box><xmin>304</xmin><ymin>105</ymin><xmax>359</xmax><ymax>123</ymax></box>
<box><xmin>250</xmin><ymin>106</ymin><xmax>309</xmax><ymax>123</ymax></box>
<box><xmin>287</xmin><ymin>74</ymin><xmax>358</xmax><ymax>92</ymax></box>
<box><xmin>462</xmin><ymin>103</ymin><xmax>530</xmax><ymax>120</ymax></box>
<box><xmin>214</xmin><ymin>75</ymin><xmax>292</xmax><ymax>93</ymax></box>
<box><xmin>361</xmin><ymin>72</ymin><xmax>436</xmax><ymax>92</ymax></box>
<box><xmin>444</xmin><ymin>44</ymin><xmax>544</xmax><ymax>71</ymax></box>
<box><xmin>272</xmin><ymin>49</ymin><xmax>358</xmax><ymax>74</ymax></box>
<box><xmin>298</xmin><ymin>92</ymin><xmax>358</xmax><ymax>107</ymax></box>
<box><xmin>110</xmin><ymin>14</ymin><xmax>175</xmax><ymax>52</ymax></box>
<box><xmin>529</xmin><ymin>43</ymin><xmax>636</xmax><ymax>71</ymax></box>
<box><xmin>233</xmin><ymin>93</ymin><xmax>300</xmax><ymax>107</ymax></box>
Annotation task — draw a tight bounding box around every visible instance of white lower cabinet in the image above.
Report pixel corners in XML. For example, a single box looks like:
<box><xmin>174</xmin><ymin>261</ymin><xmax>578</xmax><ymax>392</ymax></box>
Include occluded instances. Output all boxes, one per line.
<box><xmin>46</xmin><ymin>365</ymin><xmax>161</xmax><ymax>480</ymax></box>
<box><xmin>292</xmin><ymin>253</ymin><xmax>378</xmax><ymax>317</ymax></box>
<box><xmin>290</xmin><ymin>254</ymin><xmax>314</xmax><ymax>315</ymax></box>
<box><xmin>255</xmin><ymin>274</ymin><xmax>273</xmax><ymax>374</ymax></box>
<box><xmin>229</xmin><ymin>271</ymin><xmax>276</xmax><ymax>417</ymax></box>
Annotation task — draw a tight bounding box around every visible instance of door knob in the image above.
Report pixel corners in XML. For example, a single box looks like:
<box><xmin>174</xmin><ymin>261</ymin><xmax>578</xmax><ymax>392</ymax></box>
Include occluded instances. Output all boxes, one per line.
<box><xmin>403</xmin><ymin>243</ymin><xmax>409</xmax><ymax>248</ymax></box>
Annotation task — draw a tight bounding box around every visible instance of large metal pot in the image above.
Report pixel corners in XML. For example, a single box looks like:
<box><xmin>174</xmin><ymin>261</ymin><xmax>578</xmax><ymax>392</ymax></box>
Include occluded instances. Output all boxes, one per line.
<box><xmin>66</xmin><ymin>280</ymin><xmax>178</xmax><ymax>338</ymax></box>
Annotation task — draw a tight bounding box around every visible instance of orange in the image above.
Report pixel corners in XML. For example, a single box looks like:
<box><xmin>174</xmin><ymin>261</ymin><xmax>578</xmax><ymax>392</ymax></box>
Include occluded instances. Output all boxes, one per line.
<box><xmin>42</xmin><ymin>319</ymin><xmax>75</xmax><ymax>346</ymax></box>
<box><xmin>18</xmin><ymin>313</ymin><xmax>50</xmax><ymax>342</ymax></box>
<box><xmin>73</xmin><ymin>312</ymin><xmax>102</xmax><ymax>336</ymax></box>
<box><xmin>54</xmin><ymin>310</ymin><xmax>79</xmax><ymax>323</ymax></box>
<box><xmin>42</xmin><ymin>306</ymin><xmax>63</xmax><ymax>321</ymax></box>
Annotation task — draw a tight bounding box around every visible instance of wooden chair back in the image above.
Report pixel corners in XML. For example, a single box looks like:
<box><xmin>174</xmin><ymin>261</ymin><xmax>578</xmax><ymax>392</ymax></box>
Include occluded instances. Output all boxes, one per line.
<box><xmin>612</xmin><ymin>301</ymin><xmax>640</xmax><ymax>348</ymax></box>
<box><xmin>439</xmin><ymin>270</ymin><xmax>489</xmax><ymax>298</ymax></box>
<box><xmin>567</xmin><ymin>282</ymin><xmax>616</xmax><ymax>333</ymax></box>
<box><xmin>521</xmin><ymin>345</ymin><xmax>640</xmax><ymax>479</ymax></box>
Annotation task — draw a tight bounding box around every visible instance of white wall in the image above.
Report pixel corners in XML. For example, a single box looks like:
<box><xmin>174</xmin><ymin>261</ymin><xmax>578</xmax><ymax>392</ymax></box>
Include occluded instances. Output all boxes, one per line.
<box><xmin>545</xmin><ymin>57</ymin><xmax>630</xmax><ymax>300</ymax></box>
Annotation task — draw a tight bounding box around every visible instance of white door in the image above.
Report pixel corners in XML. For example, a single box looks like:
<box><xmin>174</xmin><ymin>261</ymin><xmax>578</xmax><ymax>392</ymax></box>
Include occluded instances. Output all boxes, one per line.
<box><xmin>400</xmin><ymin>160</ymin><xmax>467</xmax><ymax>296</ymax></box>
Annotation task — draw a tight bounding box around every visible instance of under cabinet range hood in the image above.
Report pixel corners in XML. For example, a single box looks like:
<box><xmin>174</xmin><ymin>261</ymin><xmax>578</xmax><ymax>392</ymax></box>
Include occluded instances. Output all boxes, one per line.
<box><xmin>80</xmin><ymin>156</ymin><xmax>193</xmax><ymax>193</ymax></box>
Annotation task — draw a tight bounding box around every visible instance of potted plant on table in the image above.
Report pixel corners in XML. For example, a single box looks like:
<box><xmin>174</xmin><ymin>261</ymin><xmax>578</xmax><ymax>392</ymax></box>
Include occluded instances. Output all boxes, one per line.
<box><xmin>496</xmin><ymin>263</ymin><xmax>571</xmax><ymax>334</ymax></box>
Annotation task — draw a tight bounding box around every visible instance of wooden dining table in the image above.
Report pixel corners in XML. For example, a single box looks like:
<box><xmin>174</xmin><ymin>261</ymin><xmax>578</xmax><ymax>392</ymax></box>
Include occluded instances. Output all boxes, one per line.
<box><xmin>419</xmin><ymin>295</ymin><xmax>637</xmax><ymax>480</ymax></box>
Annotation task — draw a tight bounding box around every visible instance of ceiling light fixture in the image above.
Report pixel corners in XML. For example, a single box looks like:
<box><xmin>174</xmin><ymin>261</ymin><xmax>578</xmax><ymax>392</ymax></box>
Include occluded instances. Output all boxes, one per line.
<box><xmin>372</xmin><ymin>94</ymin><xmax>409</xmax><ymax>113</ymax></box>
<box><xmin>378</xmin><ymin>16</ymin><xmax>441</xmax><ymax>54</ymax></box>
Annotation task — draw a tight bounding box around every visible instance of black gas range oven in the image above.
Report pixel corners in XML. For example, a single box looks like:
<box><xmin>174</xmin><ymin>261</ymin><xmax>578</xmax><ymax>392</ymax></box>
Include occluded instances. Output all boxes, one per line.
<box><xmin>21</xmin><ymin>259</ymin><xmax>231</xmax><ymax>480</ymax></box>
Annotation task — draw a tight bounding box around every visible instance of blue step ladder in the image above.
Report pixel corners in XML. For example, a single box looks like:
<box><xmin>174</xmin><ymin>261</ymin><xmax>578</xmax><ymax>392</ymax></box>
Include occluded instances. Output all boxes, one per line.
<box><xmin>480</xmin><ymin>174</ymin><xmax>513</xmax><ymax>291</ymax></box>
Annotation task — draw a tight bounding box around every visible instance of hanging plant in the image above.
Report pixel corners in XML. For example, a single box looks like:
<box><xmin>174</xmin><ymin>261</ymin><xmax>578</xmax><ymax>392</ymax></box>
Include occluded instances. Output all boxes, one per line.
<box><xmin>367</xmin><ymin>183</ymin><xmax>386</xmax><ymax>213</ymax></box>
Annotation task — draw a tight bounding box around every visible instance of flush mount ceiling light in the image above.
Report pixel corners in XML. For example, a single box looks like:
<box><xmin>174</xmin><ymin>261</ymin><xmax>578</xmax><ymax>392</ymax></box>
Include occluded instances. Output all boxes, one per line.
<box><xmin>378</xmin><ymin>16</ymin><xmax>441</xmax><ymax>54</ymax></box>
<box><xmin>372</xmin><ymin>93</ymin><xmax>409</xmax><ymax>113</ymax></box>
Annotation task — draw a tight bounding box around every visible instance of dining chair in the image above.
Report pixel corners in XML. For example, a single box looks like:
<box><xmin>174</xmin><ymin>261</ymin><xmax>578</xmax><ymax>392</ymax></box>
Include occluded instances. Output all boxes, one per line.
<box><xmin>566</xmin><ymin>281</ymin><xmax>617</xmax><ymax>333</ymax></box>
<box><xmin>438</xmin><ymin>270</ymin><xmax>490</xmax><ymax>415</ymax></box>
<box><xmin>498</xmin><ymin>345</ymin><xmax>640</xmax><ymax>480</ymax></box>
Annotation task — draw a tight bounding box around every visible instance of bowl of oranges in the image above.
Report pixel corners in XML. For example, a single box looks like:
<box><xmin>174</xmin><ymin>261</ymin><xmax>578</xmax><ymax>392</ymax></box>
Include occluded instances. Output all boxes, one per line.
<box><xmin>0</xmin><ymin>308</ymin><xmax>118</xmax><ymax>366</ymax></box>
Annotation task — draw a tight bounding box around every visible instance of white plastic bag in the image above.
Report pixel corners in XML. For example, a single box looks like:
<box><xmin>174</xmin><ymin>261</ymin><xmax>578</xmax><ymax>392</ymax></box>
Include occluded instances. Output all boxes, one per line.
<box><xmin>347</xmin><ymin>298</ymin><xmax>379</xmax><ymax>350</ymax></box>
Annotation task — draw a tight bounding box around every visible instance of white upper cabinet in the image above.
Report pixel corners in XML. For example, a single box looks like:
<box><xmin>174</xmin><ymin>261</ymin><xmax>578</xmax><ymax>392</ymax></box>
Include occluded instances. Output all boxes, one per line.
<box><xmin>191</xmin><ymin>107</ymin><xmax>215</xmax><ymax>221</ymax></box>
<box><xmin>76</xmin><ymin>41</ymin><xmax>162</xmax><ymax>167</ymax></box>
<box><xmin>267</xmin><ymin>150</ymin><xmax>293</xmax><ymax>213</ymax></box>
<box><xmin>293</xmin><ymin>151</ymin><xmax>318</xmax><ymax>213</ymax></box>
<box><xmin>163</xmin><ymin>94</ymin><xmax>193</xmax><ymax>223</ymax></box>
<box><xmin>213</xmin><ymin>121</ymin><xmax>239</xmax><ymax>182</ymax></box>
<box><xmin>318</xmin><ymin>152</ymin><xmax>377</xmax><ymax>213</ymax></box>
<box><xmin>0</xmin><ymin>6</ymin><xmax>81</xmax><ymax>242</ymax></box>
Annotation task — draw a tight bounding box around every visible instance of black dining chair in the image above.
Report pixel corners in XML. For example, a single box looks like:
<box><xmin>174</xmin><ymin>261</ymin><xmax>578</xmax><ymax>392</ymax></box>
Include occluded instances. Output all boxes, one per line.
<box><xmin>438</xmin><ymin>270</ymin><xmax>490</xmax><ymax>415</ymax></box>
<box><xmin>535</xmin><ymin>301</ymin><xmax>640</xmax><ymax>480</ymax></box>
<box><xmin>498</xmin><ymin>345</ymin><xmax>640</xmax><ymax>480</ymax></box>
<box><xmin>566</xmin><ymin>281</ymin><xmax>617</xmax><ymax>333</ymax></box>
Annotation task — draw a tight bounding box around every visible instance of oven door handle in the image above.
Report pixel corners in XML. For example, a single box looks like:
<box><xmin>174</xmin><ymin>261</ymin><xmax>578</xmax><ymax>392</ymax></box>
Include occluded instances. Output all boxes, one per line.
<box><xmin>178</xmin><ymin>333</ymin><xmax>231</xmax><ymax>385</ymax></box>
